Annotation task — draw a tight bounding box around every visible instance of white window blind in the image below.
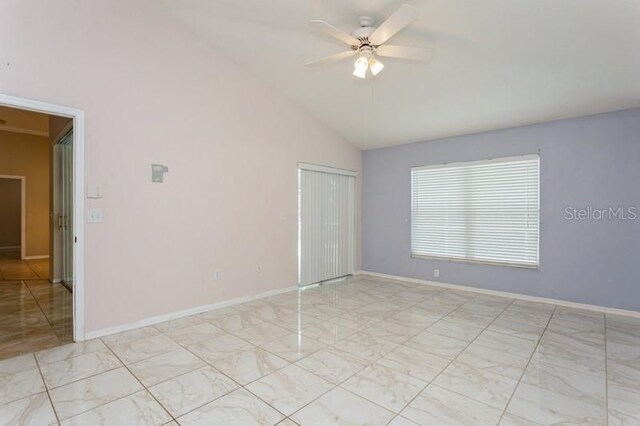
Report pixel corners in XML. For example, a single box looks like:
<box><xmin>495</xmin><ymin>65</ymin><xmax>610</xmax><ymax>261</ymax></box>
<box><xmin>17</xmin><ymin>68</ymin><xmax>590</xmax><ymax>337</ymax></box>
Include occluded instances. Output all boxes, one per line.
<box><xmin>411</xmin><ymin>155</ymin><xmax>539</xmax><ymax>268</ymax></box>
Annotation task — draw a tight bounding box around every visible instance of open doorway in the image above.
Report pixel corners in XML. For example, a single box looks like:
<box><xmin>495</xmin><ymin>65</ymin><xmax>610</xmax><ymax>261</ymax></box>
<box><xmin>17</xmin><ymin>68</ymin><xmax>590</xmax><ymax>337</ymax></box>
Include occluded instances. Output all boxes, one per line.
<box><xmin>0</xmin><ymin>101</ymin><xmax>80</xmax><ymax>358</ymax></box>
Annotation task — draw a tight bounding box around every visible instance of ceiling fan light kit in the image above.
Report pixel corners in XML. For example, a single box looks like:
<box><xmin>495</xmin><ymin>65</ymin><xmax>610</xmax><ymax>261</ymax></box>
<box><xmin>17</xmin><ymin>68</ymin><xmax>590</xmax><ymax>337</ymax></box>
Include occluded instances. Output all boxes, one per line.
<box><xmin>306</xmin><ymin>4</ymin><xmax>433</xmax><ymax>78</ymax></box>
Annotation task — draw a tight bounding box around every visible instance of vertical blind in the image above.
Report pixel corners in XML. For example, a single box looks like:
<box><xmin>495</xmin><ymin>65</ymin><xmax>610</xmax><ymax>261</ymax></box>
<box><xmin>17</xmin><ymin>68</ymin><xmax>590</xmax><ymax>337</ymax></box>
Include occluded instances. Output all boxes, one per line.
<box><xmin>298</xmin><ymin>165</ymin><xmax>356</xmax><ymax>286</ymax></box>
<box><xmin>411</xmin><ymin>155</ymin><xmax>540</xmax><ymax>268</ymax></box>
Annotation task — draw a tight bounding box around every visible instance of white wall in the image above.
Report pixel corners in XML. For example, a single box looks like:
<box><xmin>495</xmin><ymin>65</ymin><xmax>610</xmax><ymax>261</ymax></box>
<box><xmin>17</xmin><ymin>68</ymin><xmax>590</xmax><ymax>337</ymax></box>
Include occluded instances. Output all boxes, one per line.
<box><xmin>0</xmin><ymin>0</ymin><xmax>361</xmax><ymax>333</ymax></box>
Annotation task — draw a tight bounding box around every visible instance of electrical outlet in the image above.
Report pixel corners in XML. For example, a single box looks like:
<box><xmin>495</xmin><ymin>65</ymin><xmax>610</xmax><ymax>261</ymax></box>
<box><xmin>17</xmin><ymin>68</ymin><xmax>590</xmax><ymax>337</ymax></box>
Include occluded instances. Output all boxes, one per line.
<box><xmin>433</xmin><ymin>269</ymin><xmax>440</xmax><ymax>278</ymax></box>
<box><xmin>213</xmin><ymin>270</ymin><xmax>221</xmax><ymax>281</ymax></box>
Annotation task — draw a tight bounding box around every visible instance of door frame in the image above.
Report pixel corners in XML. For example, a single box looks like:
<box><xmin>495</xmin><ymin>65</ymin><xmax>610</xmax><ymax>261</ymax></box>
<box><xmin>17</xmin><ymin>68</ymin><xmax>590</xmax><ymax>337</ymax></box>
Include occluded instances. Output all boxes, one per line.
<box><xmin>0</xmin><ymin>94</ymin><xmax>86</xmax><ymax>341</ymax></box>
<box><xmin>0</xmin><ymin>175</ymin><xmax>26</xmax><ymax>259</ymax></box>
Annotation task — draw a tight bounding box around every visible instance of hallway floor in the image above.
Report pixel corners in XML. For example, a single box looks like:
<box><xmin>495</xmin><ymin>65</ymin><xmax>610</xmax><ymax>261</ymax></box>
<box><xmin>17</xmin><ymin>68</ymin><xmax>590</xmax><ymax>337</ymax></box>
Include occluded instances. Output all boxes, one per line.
<box><xmin>0</xmin><ymin>275</ymin><xmax>638</xmax><ymax>425</ymax></box>
<box><xmin>0</xmin><ymin>248</ymin><xmax>50</xmax><ymax>281</ymax></box>
<box><xmin>0</xmin><ymin>249</ymin><xmax>72</xmax><ymax>360</ymax></box>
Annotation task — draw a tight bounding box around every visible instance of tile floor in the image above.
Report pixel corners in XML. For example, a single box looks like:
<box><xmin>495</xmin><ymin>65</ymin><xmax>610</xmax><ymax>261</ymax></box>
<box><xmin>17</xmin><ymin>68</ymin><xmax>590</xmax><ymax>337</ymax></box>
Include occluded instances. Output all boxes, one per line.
<box><xmin>0</xmin><ymin>249</ymin><xmax>50</xmax><ymax>282</ymax></box>
<box><xmin>1</xmin><ymin>248</ymin><xmax>73</xmax><ymax>359</ymax></box>
<box><xmin>0</xmin><ymin>275</ymin><xmax>638</xmax><ymax>425</ymax></box>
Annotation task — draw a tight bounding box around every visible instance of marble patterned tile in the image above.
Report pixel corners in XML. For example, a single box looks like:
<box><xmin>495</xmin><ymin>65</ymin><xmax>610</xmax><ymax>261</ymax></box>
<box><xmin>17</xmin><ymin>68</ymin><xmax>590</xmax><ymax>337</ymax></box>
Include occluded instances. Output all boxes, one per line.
<box><xmin>364</xmin><ymin>320</ymin><xmax>423</xmax><ymax>344</ymax></box>
<box><xmin>506</xmin><ymin>380</ymin><xmax>606</xmax><ymax>425</ymax></box>
<box><xmin>487</xmin><ymin>317</ymin><xmax>546</xmax><ymax>342</ymax></box>
<box><xmin>153</xmin><ymin>315</ymin><xmax>203</xmax><ymax>333</ymax></box>
<box><xmin>433</xmin><ymin>361</ymin><xmax>519</xmax><ymax>410</ymax></box>
<box><xmin>208</xmin><ymin>347</ymin><xmax>288</xmax><ymax>385</ymax></box>
<box><xmin>386</xmin><ymin>310</ymin><xmax>441</xmax><ymax>329</ymax></box>
<box><xmin>472</xmin><ymin>329</ymin><xmax>538</xmax><ymax>359</ymax></box>
<box><xmin>40</xmin><ymin>348</ymin><xmax>122</xmax><ymax>388</ymax></box>
<box><xmin>339</xmin><ymin>331</ymin><xmax>399</xmax><ymax>362</ymax></box>
<box><xmin>109</xmin><ymin>333</ymin><xmax>180</xmax><ymax>364</ymax></box>
<box><xmin>377</xmin><ymin>344</ymin><xmax>450</xmax><ymax>382</ymax></box>
<box><xmin>455</xmin><ymin>343</ymin><xmax>529</xmax><ymax>380</ymax></box>
<box><xmin>522</xmin><ymin>357</ymin><xmax>606</xmax><ymax>403</ymax></box>
<box><xmin>533</xmin><ymin>331</ymin><xmax>605</xmax><ymax>376</ymax></box>
<box><xmin>59</xmin><ymin>390</ymin><xmax>170</xmax><ymax>426</ymax></box>
<box><xmin>0</xmin><ymin>353</ymin><xmax>37</xmax><ymax>373</ymax></box>
<box><xmin>426</xmin><ymin>319</ymin><xmax>485</xmax><ymax>342</ymax></box>
<box><xmin>606</xmin><ymin>314</ymin><xmax>640</xmax><ymax>340</ymax></box>
<box><xmin>0</xmin><ymin>367</ymin><xmax>45</xmax><ymax>405</ymax></box>
<box><xmin>163</xmin><ymin>322</ymin><xmax>226</xmax><ymax>347</ymax></box>
<box><xmin>607</xmin><ymin>356</ymin><xmax>640</xmax><ymax>389</ymax></box>
<box><xmin>338</xmin><ymin>312</ymin><xmax>383</xmax><ymax>329</ymax></box>
<box><xmin>297</xmin><ymin>321</ymin><xmax>360</xmax><ymax>345</ymax></box>
<box><xmin>0</xmin><ymin>392</ymin><xmax>57</xmax><ymax>426</ymax></box>
<box><xmin>128</xmin><ymin>347</ymin><xmax>205</xmax><ymax>387</ymax></box>
<box><xmin>49</xmin><ymin>367</ymin><xmax>143</xmax><ymax>420</ymax></box>
<box><xmin>270</xmin><ymin>312</ymin><xmax>320</xmax><ymax>332</ymax></box>
<box><xmin>401</xmin><ymin>384</ymin><xmax>503</xmax><ymax>426</ymax></box>
<box><xmin>443</xmin><ymin>308</ymin><xmax>498</xmax><ymax>329</ymax></box>
<box><xmin>404</xmin><ymin>331</ymin><xmax>468</xmax><ymax>360</ymax></box>
<box><xmin>342</xmin><ymin>363</ymin><xmax>427</xmax><ymax>413</ymax></box>
<box><xmin>507</xmin><ymin>358</ymin><xmax>606</xmax><ymax>424</ymax></box>
<box><xmin>196</xmin><ymin>306</ymin><xmax>241</xmax><ymax>322</ymax></box>
<box><xmin>187</xmin><ymin>332</ymin><xmax>253</xmax><ymax>363</ymax></box>
<box><xmin>232</xmin><ymin>322</ymin><xmax>291</xmax><ymax>346</ymax></box>
<box><xmin>259</xmin><ymin>333</ymin><xmax>326</xmax><ymax>362</ymax></box>
<box><xmin>177</xmin><ymin>388</ymin><xmax>284</xmax><ymax>425</ymax></box>
<box><xmin>295</xmin><ymin>347</ymin><xmax>369</xmax><ymax>385</ymax></box>
<box><xmin>35</xmin><ymin>339</ymin><xmax>106</xmax><ymax>365</ymax></box>
<box><xmin>608</xmin><ymin>382</ymin><xmax>640</xmax><ymax>425</ymax></box>
<box><xmin>498</xmin><ymin>309</ymin><xmax>552</xmax><ymax>329</ymax></box>
<box><xmin>205</xmin><ymin>310</ymin><xmax>266</xmax><ymax>332</ymax></box>
<box><xmin>499</xmin><ymin>412</ymin><xmax>542</xmax><ymax>425</ymax></box>
<box><xmin>292</xmin><ymin>386</ymin><xmax>395</xmax><ymax>426</ymax></box>
<box><xmin>149</xmin><ymin>366</ymin><xmax>239</xmax><ymax>417</ymax></box>
<box><xmin>245</xmin><ymin>364</ymin><xmax>333</xmax><ymax>416</ymax></box>
<box><xmin>388</xmin><ymin>416</ymin><xmax>420</xmax><ymax>426</ymax></box>
<box><xmin>101</xmin><ymin>326</ymin><xmax>159</xmax><ymax>347</ymax></box>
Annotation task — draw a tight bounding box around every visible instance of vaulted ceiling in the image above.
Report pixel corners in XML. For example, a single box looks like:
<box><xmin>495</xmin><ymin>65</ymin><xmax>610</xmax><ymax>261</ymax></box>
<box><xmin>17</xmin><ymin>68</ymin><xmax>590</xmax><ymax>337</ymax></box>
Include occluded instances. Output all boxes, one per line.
<box><xmin>158</xmin><ymin>0</ymin><xmax>640</xmax><ymax>149</ymax></box>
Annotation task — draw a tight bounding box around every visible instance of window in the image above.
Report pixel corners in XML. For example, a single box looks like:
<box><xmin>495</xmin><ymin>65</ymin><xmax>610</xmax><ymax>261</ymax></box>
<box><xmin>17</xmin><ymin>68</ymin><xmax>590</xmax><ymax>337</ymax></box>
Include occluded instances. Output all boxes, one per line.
<box><xmin>411</xmin><ymin>155</ymin><xmax>539</xmax><ymax>268</ymax></box>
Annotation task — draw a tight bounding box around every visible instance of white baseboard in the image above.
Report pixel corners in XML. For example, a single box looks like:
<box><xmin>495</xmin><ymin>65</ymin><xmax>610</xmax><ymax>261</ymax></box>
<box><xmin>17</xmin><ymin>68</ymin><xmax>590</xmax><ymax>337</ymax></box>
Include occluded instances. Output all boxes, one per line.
<box><xmin>358</xmin><ymin>270</ymin><xmax>640</xmax><ymax>319</ymax></box>
<box><xmin>24</xmin><ymin>255</ymin><xmax>50</xmax><ymax>260</ymax></box>
<box><xmin>84</xmin><ymin>285</ymin><xmax>298</xmax><ymax>340</ymax></box>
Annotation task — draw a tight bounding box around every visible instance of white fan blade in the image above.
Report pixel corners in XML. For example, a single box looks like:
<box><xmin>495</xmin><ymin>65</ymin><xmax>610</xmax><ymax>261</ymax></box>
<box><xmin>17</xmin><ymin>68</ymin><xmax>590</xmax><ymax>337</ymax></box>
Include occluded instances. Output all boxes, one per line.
<box><xmin>369</xmin><ymin>4</ymin><xmax>418</xmax><ymax>46</ymax></box>
<box><xmin>376</xmin><ymin>45</ymin><xmax>434</xmax><ymax>61</ymax></box>
<box><xmin>305</xmin><ymin>50</ymin><xmax>356</xmax><ymax>68</ymax></box>
<box><xmin>310</xmin><ymin>20</ymin><xmax>360</xmax><ymax>46</ymax></box>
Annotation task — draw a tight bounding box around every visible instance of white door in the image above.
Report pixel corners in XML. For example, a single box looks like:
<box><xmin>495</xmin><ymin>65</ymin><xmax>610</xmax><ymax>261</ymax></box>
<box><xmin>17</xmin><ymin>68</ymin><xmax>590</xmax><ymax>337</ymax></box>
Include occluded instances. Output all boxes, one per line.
<box><xmin>298</xmin><ymin>164</ymin><xmax>355</xmax><ymax>287</ymax></box>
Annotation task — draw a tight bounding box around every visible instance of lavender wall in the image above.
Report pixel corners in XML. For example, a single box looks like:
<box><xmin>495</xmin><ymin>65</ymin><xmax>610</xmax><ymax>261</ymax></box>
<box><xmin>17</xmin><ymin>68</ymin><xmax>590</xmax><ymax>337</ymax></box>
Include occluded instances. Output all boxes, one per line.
<box><xmin>362</xmin><ymin>108</ymin><xmax>640</xmax><ymax>311</ymax></box>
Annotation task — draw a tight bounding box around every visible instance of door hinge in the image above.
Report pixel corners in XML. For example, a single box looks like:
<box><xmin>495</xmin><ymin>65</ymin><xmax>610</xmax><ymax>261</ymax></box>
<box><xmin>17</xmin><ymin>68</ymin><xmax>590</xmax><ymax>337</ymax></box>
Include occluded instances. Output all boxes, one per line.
<box><xmin>75</xmin><ymin>237</ymin><xmax>77</xmax><ymax>243</ymax></box>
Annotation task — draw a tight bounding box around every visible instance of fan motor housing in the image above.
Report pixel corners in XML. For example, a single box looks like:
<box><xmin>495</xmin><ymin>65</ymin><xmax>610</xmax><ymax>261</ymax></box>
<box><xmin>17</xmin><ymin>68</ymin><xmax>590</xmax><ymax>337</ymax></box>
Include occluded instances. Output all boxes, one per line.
<box><xmin>351</xmin><ymin>16</ymin><xmax>376</xmax><ymax>42</ymax></box>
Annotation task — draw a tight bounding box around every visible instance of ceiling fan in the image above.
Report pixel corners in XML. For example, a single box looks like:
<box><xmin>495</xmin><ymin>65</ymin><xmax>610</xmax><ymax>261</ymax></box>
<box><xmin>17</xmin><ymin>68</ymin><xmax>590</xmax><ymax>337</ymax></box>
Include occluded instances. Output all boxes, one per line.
<box><xmin>305</xmin><ymin>4</ymin><xmax>433</xmax><ymax>78</ymax></box>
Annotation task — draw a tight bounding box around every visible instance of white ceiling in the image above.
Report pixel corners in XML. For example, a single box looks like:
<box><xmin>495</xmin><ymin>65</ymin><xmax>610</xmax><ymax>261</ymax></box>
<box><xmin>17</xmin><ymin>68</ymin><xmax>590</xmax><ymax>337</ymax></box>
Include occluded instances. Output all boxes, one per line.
<box><xmin>158</xmin><ymin>0</ymin><xmax>640</xmax><ymax>149</ymax></box>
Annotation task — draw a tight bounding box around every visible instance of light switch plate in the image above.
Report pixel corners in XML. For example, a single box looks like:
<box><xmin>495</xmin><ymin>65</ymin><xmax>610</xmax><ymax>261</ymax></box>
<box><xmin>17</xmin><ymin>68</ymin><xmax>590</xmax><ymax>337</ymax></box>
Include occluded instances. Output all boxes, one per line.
<box><xmin>87</xmin><ymin>184</ymin><xmax>103</xmax><ymax>199</ymax></box>
<box><xmin>87</xmin><ymin>208</ymin><xmax>104</xmax><ymax>223</ymax></box>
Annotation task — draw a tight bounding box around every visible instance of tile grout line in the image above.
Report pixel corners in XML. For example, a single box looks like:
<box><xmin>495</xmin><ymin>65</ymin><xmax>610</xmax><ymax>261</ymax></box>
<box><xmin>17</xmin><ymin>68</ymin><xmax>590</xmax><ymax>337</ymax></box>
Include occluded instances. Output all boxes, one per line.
<box><xmin>496</xmin><ymin>304</ymin><xmax>558</xmax><ymax>424</ymax></box>
<box><xmin>286</xmin><ymin>292</ymin><xmax>499</xmax><ymax>423</ymax></box>
<box><xmin>23</xmin><ymin>280</ymin><xmax>67</xmax><ymax>343</ymax></box>
<box><xmin>32</xmin><ymin>353</ymin><xmax>62</xmax><ymax>425</ymax></box>
<box><xmin>101</xmin><ymin>342</ymin><xmax>178</xmax><ymax>424</ymax></box>
<box><xmin>384</xmin><ymin>295</ymin><xmax>518</xmax><ymax>424</ymax></box>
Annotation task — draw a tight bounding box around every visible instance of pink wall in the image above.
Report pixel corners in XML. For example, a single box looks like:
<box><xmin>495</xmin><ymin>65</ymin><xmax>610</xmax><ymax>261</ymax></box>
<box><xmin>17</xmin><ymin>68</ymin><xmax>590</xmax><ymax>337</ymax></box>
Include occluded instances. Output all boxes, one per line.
<box><xmin>0</xmin><ymin>0</ymin><xmax>361</xmax><ymax>333</ymax></box>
